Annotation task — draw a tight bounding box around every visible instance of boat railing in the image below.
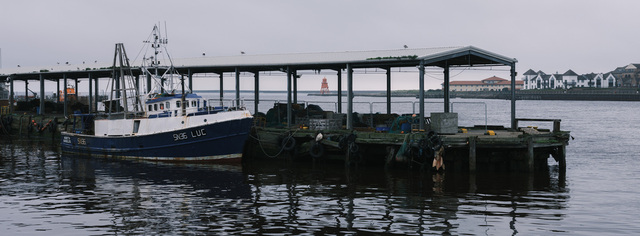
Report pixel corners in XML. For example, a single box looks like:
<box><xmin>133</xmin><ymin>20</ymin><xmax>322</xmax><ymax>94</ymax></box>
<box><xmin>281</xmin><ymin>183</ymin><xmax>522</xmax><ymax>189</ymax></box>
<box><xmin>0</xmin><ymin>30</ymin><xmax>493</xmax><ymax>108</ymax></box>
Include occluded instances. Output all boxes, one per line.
<box><xmin>205</xmin><ymin>98</ymin><xmax>247</xmax><ymax>113</ymax></box>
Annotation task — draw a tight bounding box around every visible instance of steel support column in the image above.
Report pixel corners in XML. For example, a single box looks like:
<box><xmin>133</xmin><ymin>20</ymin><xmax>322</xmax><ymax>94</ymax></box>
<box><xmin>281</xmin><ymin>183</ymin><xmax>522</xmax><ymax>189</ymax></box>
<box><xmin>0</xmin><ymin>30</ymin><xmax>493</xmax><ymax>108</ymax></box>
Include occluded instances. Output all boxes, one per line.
<box><xmin>287</xmin><ymin>67</ymin><xmax>292</xmax><ymax>128</ymax></box>
<box><xmin>219</xmin><ymin>73</ymin><xmax>224</xmax><ymax>102</ymax></box>
<box><xmin>235</xmin><ymin>68</ymin><xmax>240</xmax><ymax>107</ymax></box>
<box><xmin>511</xmin><ymin>63</ymin><xmax>517</xmax><ymax>129</ymax></box>
<box><xmin>63</xmin><ymin>74</ymin><xmax>68</xmax><ymax>117</ymax></box>
<box><xmin>94</xmin><ymin>76</ymin><xmax>99</xmax><ymax>112</ymax></box>
<box><xmin>386</xmin><ymin>67</ymin><xmax>391</xmax><ymax>114</ymax></box>
<box><xmin>293</xmin><ymin>70</ymin><xmax>298</xmax><ymax>104</ymax></box>
<box><xmin>9</xmin><ymin>77</ymin><xmax>14</xmax><ymax>113</ymax></box>
<box><xmin>88</xmin><ymin>73</ymin><xmax>93</xmax><ymax>113</ymax></box>
<box><xmin>419</xmin><ymin>62</ymin><xmax>425</xmax><ymax>130</ymax></box>
<box><xmin>56</xmin><ymin>79</ymin><xmax>60</xmax><ymax>104</ymax></box>
<box><xmin>254</xmin><ymin>71</ymin><xmax>259</xmax><ymax>115</ymax></box>
<box><xmin>347</xmin><ymin>64</ymin><xmax>353</xmax><ymax>130</ymax></box>
<box><xmin>39</xmin><ymin>74</ymin><xmax>45</xmax><ymax>115</ymax></box>
<box><xmin>25</xmin><ymin>81</ymin><xmax>28</xmax><ymax>103</ymax></box>
<box><xmin>443</xmin><ymin>63</ymin><xmax>450</xmax><ymax>113</ymax></box>
<box><xmin>188</xmin><ymin>69</ymin><xmax>193</xmax><ymax>93</ymax></box>
<box><xmin>337</xmin><ymin>69</ymin><xmax>342</xmax><ymax>113</ymax></box>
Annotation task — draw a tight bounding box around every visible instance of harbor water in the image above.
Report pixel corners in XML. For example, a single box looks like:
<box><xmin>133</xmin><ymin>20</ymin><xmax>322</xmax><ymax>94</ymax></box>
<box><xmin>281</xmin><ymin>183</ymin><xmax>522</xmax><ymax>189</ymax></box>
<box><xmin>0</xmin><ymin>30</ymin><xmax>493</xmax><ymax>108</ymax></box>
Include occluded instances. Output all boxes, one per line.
<box><xmin>1</xmin><ymin>94</ymin><xmax>639</xmax><ymax>235</ymax></box>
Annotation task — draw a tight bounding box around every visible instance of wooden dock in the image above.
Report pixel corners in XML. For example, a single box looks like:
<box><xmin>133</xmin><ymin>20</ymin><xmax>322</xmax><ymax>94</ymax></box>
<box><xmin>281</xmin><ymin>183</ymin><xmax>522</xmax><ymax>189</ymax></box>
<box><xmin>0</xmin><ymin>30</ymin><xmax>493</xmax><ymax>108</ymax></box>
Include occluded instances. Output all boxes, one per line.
<box><xmin>246</xmin><ymin>117</ymin><xmax>569</xmax><ymax>172</ymax></box>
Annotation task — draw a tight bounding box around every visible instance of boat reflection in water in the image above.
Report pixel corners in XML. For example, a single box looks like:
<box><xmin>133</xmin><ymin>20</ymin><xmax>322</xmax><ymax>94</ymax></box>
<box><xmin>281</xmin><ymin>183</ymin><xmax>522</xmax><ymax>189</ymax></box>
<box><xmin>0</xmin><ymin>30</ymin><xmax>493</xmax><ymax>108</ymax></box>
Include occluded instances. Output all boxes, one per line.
<box><xmin>60</xmin><ymin>154</ymin><xmax>251</xmax><ymax>198</ymax></box>
<box><xmin>58</xmin><ymin>153</ymin><xmax>253</xmax><ymax>234</ymax></box>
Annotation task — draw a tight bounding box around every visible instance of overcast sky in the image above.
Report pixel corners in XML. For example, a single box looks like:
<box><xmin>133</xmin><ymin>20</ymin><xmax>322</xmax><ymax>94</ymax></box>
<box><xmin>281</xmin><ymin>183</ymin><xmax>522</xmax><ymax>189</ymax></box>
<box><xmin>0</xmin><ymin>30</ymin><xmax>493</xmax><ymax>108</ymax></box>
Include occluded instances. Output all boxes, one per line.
<box><xmin>1</xmin><ymin>0</ymin><xmax>638</xmax><ymax>91</ymax></box>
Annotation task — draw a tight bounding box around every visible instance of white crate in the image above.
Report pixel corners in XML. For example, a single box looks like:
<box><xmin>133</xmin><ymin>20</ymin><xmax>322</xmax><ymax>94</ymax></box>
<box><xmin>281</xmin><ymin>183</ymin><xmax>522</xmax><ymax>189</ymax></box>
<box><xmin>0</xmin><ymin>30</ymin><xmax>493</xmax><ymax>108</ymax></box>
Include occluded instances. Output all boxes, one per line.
<box><xmin>308</xmin><ymin>119</ymin><xmax>342</xmax><ymax>130</ymax></box>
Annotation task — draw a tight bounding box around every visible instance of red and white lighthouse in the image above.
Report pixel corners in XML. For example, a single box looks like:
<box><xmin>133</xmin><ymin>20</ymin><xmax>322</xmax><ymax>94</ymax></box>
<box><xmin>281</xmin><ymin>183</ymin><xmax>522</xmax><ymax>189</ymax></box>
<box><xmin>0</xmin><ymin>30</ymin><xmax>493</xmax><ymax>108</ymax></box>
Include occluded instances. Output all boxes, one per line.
<box><xmin>320</xmin><ymin>77</ymin><xmax>330</xmax><ymax>94</ymax></box>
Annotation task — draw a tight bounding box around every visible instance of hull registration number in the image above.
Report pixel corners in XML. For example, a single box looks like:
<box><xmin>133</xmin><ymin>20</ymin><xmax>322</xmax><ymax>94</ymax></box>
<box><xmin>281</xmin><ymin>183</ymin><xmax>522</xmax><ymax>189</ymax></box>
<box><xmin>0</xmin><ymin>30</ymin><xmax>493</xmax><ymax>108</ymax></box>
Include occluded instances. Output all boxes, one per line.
<box><xmin>173</xmin><ymin>129</ymin><xmax>207</xmax><ymax>141</ymax></box>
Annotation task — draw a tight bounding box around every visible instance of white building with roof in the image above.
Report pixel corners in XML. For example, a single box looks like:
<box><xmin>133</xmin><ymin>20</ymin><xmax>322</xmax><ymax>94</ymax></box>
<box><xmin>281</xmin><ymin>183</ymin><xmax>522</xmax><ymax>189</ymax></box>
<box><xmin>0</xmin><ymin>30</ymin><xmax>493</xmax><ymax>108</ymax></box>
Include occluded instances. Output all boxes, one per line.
<box><xmin>521</xmin><ymin>69</ymin><xmax>615</xmax><ymax>89</ymax></box>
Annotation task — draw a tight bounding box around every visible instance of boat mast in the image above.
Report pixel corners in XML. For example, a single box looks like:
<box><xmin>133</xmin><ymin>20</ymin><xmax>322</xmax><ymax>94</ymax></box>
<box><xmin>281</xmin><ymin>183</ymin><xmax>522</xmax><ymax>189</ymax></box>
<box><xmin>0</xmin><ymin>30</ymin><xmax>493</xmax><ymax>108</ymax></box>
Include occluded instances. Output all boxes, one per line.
<box><xmin>151</xmin><ymin>25</ymin><xmax>164</xmax><ymax>94</ymax></box>
<box><xmin>109</xmin><ymin>43</ymin><xmax>142</xmax><ymax>118</ymax></box>
<box><xmin>143</xmin><ymin>24</ymin><xmax>177</xmax><ymax>95</ymax></box>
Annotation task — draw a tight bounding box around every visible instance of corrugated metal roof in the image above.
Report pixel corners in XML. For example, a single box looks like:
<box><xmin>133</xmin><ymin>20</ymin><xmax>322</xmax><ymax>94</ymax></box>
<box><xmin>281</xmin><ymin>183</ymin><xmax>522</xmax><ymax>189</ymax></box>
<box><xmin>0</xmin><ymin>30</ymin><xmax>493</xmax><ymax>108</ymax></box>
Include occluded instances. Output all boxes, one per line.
<box><xmin>174</xmin><ymin>47</ymin><xmax>458</xmax><ymax>67</ymax></box>
<box><xmin>1</xmin><ymin>45</ymin><xmax>517</xmax><ymax>80</ymax></box>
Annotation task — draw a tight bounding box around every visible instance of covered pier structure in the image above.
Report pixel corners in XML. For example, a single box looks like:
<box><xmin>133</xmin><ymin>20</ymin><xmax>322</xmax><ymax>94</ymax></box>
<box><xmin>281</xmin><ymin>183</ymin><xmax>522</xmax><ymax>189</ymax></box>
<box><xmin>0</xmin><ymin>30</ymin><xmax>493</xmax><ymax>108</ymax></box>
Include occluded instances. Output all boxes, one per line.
<box><xmin>1</xmin><ymin>46</ymin><xmax>570</xmax><ymax>172</ymax></box>
<box><xmin>0</xmin><ymin>46</ymin><xmax>519</xmax><ymax>129</ymax></box>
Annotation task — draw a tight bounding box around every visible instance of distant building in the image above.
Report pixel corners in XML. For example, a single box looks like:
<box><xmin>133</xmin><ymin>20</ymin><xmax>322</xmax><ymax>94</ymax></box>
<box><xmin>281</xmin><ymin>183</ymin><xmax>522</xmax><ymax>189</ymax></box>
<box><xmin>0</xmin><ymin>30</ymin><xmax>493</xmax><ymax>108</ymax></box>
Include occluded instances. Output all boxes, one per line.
<box><xmin>448</xmin><ymin>76</ymin><xmax>523</xmax><ymax>91</ymax></box>
<box><xmin>562</xmin><ymin>70</ymin><xmax>579</xmax><ymax>88</ymax></box>
<box><xmin>611</xmin><ymin>63</ymin><xmax>640</xmax><ymax>87</ymax></box>
<box><xmin>522</xmin><ymin>69</ymin><xmax>616</xmax><ymax>89</ymax></box>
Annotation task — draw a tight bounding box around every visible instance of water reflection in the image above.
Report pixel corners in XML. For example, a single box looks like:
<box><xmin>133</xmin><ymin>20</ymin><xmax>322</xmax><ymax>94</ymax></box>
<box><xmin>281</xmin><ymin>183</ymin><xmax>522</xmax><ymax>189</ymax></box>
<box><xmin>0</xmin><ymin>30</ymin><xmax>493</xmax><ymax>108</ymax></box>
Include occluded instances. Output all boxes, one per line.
<box><xmin>57</xmin><ymin>154</ymin><xmax>253</xmax><ymax>234</ymax></box>
<box><xmin>242</xmin><ymin>159</ymin><xmax>569</xmax><ymax>235</ymax></box>
<box><xmin>1</xmin><ymin>139</ymin><xmax>569</xmax><ymax>235</ymax></box>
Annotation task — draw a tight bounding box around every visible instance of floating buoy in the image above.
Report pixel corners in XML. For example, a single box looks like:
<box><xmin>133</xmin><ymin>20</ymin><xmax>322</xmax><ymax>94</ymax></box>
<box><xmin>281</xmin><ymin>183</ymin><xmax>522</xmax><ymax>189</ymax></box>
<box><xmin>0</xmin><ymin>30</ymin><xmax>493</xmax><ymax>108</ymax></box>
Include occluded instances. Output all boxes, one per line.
<box><xmin>432</xmin><ymin>146</ymin><xmax>445</xmax><ymax>171</ymax></box>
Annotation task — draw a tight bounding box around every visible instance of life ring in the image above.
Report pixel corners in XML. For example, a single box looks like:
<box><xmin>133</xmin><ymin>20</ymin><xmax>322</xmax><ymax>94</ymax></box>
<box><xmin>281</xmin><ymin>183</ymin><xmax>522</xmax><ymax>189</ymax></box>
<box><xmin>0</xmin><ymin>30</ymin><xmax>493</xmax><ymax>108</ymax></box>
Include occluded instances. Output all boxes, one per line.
<box><xmin>309</xmin><ymin>142</ymin><xmax>325</xmax><ymax>158</ymax></box>
<box><xmin>281</xmin><ymin>136</ymin><xmax>296</xmax><ymax>151</ymax></box>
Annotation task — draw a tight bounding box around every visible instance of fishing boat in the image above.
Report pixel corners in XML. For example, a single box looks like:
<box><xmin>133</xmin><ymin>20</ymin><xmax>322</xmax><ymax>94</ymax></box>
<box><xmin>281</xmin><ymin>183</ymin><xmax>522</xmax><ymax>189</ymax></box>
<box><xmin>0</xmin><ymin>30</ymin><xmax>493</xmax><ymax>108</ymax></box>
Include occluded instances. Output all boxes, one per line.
<box><xmin>60</xmin><ymin>25</ymin><xmax>253</xmax><ymax>161</ymax></box>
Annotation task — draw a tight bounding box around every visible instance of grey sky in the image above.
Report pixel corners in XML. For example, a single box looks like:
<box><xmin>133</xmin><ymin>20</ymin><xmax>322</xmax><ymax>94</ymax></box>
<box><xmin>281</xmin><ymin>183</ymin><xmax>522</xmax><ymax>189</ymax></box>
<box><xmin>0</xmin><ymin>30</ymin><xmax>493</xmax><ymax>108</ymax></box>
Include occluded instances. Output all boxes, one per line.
<box><xmin>1</xmin><ymin>0</ymin><xmax>638</xmax><ymax>90</ymax></box>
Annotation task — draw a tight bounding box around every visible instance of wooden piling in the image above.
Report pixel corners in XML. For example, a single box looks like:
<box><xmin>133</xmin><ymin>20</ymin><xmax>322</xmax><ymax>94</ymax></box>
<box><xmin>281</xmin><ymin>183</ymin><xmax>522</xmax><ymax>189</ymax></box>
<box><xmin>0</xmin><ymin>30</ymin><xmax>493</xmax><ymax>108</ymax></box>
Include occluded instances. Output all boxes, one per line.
<box><xmin>553</xmin><ymin>120</ymin><xmax>561</xmax><ymax>133</ymax></box>
<box><xmin>345</xmin><ymin>144</ymin><xmax>351</xmax><ymax>168</ymax></box>
<box><xmin>526</xmin><ymin>136</ymin><xmax>534</xmax><ymax>172</ymax></box>
<box><xmin>559</xmin><ymin>143</ymin><xmax>566</xmax><ymax>171</ymax></box>
<box><xmin>468</xmin><ymin>136</ymin><xmax>477</xmax><ymax>172</ymax></box>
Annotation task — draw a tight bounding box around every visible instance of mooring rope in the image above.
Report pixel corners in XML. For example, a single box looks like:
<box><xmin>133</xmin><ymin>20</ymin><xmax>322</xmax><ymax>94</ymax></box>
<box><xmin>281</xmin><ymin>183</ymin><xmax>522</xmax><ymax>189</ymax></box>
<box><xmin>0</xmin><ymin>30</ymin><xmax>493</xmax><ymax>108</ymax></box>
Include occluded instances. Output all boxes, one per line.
<box><xmin>248</xmin><ymin>128</ymin><xmax>300</xmax><ymax>158</ymax></box>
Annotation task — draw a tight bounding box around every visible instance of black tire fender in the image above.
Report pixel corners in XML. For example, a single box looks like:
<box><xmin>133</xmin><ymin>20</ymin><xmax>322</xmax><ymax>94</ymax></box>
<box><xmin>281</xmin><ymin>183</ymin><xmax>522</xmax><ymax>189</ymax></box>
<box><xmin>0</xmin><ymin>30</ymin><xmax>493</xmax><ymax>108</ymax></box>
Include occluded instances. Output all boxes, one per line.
<box><xmin>349</xmin><ymin>143</ymin><xmax>359</xmax><ymax>154</ymax></box>
<box><xmin>281</xmin><ymin>136</ymin><xmax>296</xmax><ymax>151</ymax></box>
<box><xmin>309</xmin><ymin>142</ymin><xmax>325</xmax><ymax>158</ymax></box>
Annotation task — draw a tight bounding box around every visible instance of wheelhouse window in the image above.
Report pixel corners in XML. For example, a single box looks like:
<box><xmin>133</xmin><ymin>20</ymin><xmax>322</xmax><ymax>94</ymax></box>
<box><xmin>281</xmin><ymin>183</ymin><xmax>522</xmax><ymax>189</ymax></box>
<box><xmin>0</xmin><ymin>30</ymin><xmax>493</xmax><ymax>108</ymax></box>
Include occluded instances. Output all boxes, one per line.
<box><xmin>185</xmin><ymin>101</ymin><xmax>189</xmax><ymax>108</ymax></box>
<box><xmin>160</xmin><ymin>103</ymin><xmax>164</xmax><ymax>110</ymax></box>
<box><xmin>176</xmin><ymin>101</ymin><xmax>181</xmax><ymax>108</ymax></box>
<box><xmin>154</xmin><ymin>104</ymin><xmax>158</xmax><ymax>111</ymax></box>
<box><xmin>148</xmin><ymin>105</ymin><xmax>152</xmax><ymax>111</ymax></box>
<box><xmin>165</xmin><ymin>102</ymin><xmax>170</xmax><ymax>109</ymax></box>
<box><xmin>192</xmin><ymin>100</ymin><xmax>197</xmax><ymax>107</ymax></box>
